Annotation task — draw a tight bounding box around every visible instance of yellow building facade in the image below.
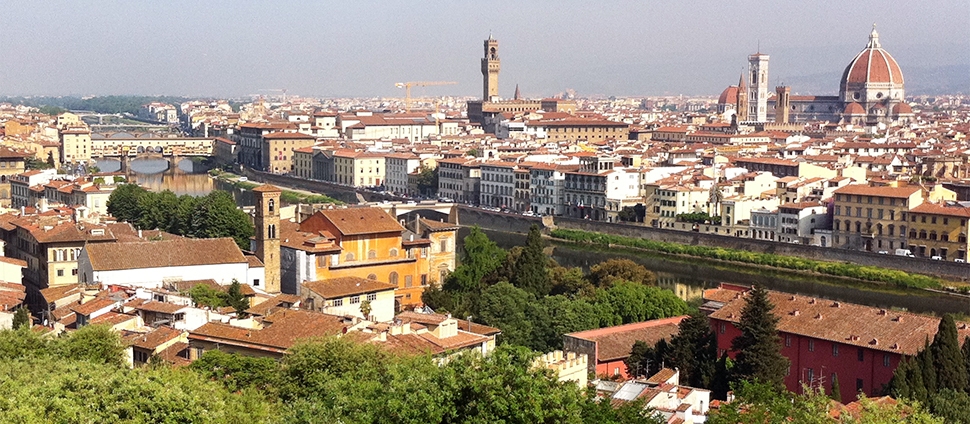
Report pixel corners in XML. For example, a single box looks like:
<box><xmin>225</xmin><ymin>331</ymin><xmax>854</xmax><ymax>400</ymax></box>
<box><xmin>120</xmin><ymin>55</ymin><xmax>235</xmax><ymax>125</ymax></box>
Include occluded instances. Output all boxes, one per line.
<box><xmin>907</xmin><ymin>202</ymin><xmax>970</xmax><ymax>261</ymax></box>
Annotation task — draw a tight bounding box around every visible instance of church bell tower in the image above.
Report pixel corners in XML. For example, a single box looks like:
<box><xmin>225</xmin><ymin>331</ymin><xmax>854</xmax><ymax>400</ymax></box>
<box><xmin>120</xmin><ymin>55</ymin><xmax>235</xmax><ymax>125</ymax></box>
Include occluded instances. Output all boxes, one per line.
<box><xmin>748</xmin><ymin>53</ymin><xmax>770</xmax><ymax>122</ymax></box>
<box><xmin>481</xmin><ymin>35</ymin><xmax>500</xmax><ymax>101</ymax></box>
<box><xmin>252</xmin><ymin>184</ymin><xmax>281</xmax><ymax>294</ymax></box>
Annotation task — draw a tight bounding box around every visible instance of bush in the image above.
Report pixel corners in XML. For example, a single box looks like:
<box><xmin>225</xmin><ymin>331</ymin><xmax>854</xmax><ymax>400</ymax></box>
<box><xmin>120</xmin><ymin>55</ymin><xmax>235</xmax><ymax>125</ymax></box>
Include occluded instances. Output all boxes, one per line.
<box><xmin>549</xmin><ymin>228</ymin><xmax>945</xmax><ymax>289</ymax></box>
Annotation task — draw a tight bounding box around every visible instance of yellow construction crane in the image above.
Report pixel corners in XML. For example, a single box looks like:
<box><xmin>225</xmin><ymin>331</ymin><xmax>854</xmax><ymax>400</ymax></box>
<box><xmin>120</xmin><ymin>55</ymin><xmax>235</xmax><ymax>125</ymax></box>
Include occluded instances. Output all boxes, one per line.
<box><xmin>394</xmin><ymin>81</ymin><xmax>457</xmax><ymax>112</ymax></box>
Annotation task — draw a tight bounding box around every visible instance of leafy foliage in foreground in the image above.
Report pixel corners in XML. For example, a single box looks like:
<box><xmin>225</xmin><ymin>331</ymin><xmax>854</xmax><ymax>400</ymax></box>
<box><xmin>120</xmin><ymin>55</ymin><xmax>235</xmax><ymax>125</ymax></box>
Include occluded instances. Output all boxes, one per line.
<box><xmin>0</xmin><ymin>327</ymin><xmax>661</xmax><ymax>423</ymax></box>
<box><xmin>550</xmin><ymin>228</ymin><xmax>945</xmax><ymax>289</ymax></box>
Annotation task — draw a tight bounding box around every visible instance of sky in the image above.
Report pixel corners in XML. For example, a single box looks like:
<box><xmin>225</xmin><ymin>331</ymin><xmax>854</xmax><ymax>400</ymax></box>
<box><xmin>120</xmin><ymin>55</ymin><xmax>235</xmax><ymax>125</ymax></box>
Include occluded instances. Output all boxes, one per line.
<box><xmin>0</xmin><ymin>1</ymin><xmax>966</xmax><ymax>99</ymax></box>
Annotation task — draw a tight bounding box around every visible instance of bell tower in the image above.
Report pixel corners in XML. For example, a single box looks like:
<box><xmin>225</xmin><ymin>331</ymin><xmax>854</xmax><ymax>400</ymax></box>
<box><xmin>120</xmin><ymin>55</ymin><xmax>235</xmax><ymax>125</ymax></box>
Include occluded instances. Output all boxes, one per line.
<box><xmin>481</xmin><ymin>35</ymin><xmax>500</xmax><ymax>101</ymax></box>
<box><xmin>748</xmin><ymin>53</ymin><xmax>770</xmax><ymax>122</ymax></box>
<box><xmin>252</xmin><ymin>184</ymin><xmax>281</xmax><ymax>294</ymax></box>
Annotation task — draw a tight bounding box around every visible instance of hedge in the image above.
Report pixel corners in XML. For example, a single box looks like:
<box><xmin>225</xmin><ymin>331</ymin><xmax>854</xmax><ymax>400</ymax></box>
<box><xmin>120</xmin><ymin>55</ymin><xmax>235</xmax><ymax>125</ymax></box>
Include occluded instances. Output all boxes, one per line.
<box><xmin>549</xmin><ymin>228</ymin><xmax>946</xmax><ymax>290</ymax></box>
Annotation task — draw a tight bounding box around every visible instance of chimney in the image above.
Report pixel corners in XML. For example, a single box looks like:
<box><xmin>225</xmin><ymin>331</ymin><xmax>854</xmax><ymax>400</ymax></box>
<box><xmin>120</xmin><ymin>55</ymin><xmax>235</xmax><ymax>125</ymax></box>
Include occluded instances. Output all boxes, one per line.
<box><xmin>138</xmin><ymin>229</ymin><xmax>143</xmax><ymax>239</ymax></box>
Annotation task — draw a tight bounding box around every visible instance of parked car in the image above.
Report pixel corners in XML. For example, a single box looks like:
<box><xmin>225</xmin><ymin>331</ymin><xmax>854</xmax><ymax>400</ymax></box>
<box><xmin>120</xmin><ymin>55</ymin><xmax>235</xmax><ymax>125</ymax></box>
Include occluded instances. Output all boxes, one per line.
<box><xmin>955</xmin><ymin>258</ymin><xmax>966</xmax><ymax>263</ymax></box>
<box><xmin>931</xmin><ymin>255</ymin><xmax>943</xmax><ymax>261</ymax></box>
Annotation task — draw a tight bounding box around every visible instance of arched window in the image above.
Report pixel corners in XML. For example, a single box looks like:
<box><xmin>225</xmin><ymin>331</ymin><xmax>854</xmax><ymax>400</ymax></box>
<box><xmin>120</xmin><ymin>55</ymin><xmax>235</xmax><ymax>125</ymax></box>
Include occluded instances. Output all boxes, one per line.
<box><xmin>930</xmin><ymin>231</ymin><xmax>937</xmax><ymax>241</ymax></box>
<box><xmin>368</xmin><ymin>249</ymin><xmax>377</xmax><ymax>259</ymax></box>
<box><xmin>346</xmin><ymin>252</ymin><xmax>355</xmax><ymax>261</ymax></box>
<box><xmin>367</xmin><ymin>274</ymin><xmax>377</xmax><ymax>280</ymax></box>
<box><xmin>876</xmin><ymin>224</ymin><xmax>883</xmax><ymax>235</ymax></box>
<box><xmin>268</xmin><ymin>198</ymin><xmax>275</xmax><ymax>213</ymax></box>
<box><xmin>268</xmin><ymin>224</ymin><xmax>276</xmax><ymax>239</ymax></box>
<box><xmin>888</xmin><ymin>225</ymin><xmax>895</xmax><ymax>236</ymax></box>
<box><xmin>919</xmin><ymin>230</ymin><xmax>927</xmax><ymax>239</ymax></box>
<box><xmin>389</xmin><ymin>272</ymin><xmax>399</xmax><ymax>286</ymax></box>
<box><xmin>855</xmin><ymin>222</ymin><xmax>861</xmax><ymax>233</ymax></box>
<box><xmin>389</xmin><ymin>248</ymin><xmax>398</xmax><ymax>257</ymax></box>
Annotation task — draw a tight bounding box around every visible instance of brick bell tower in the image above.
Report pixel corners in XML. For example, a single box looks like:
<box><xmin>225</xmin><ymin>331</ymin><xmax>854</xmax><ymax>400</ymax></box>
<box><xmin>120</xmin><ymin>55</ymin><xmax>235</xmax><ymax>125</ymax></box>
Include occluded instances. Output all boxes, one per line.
<box><xmin>482</xmin><ymin>34</ymin><xmax>500</xmax><ymax>101</ymax></box>
<box><xmin>252</xmin><ymin>184</ymin><xmax>281</xmax><ymax>293</ymax></box>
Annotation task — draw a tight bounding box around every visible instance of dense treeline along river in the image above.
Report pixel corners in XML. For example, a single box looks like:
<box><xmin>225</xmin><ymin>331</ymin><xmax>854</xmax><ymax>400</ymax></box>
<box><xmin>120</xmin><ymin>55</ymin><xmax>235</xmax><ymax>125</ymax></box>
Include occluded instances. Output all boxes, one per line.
<box><xmin>464</xmin><ymin>228</ymin><xmax>970</xmax><ymax>316</ymax></box>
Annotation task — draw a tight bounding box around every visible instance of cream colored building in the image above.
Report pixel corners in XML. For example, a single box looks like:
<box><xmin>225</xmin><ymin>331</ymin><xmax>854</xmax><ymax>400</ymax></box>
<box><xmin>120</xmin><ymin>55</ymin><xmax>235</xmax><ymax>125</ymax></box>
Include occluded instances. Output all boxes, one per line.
<box><xmin>60</xmin><ymin>126</ymin><xmax>92</xmax><ymax>164</ymax></box>
<box><xmin>333</xmin><ymin>150</ymin><xmax>386</xmax><ymax>187</ymax></box>
<box><xmin>302</xmin><ymin>277</ymin><xmax>397</xmax><ymax>323</ymax></box>
<box><xmin>534</xmin><ymin>350</ymin><xmax>588</xmax><ymax>388</ymax></box>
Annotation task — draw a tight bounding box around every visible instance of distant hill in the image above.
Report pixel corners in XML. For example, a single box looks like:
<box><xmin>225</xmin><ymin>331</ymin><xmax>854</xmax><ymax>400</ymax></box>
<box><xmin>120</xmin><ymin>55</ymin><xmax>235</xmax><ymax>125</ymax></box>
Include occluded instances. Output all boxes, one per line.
<box><xmin>780</xmin><ymin>64</ymin><xmax>969</xmax><ymax>96</ymax></box>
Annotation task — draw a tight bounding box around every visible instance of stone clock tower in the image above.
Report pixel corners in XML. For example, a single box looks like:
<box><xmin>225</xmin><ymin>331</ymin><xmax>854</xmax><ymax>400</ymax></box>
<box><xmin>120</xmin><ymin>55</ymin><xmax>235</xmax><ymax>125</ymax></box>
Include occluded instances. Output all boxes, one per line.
<box><xmin>481</xmin><ymin>35</ymin><xmax>500</xmax><ymax>101</ymax></box>
<box><xmin>252</xmin><ymin>184</ymin><xmax>281</xmax><ymax>294</ymax></box>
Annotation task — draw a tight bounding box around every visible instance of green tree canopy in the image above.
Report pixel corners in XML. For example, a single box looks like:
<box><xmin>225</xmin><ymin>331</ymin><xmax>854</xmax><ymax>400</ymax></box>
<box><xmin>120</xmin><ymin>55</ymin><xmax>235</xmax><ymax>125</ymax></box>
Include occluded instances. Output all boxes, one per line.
<box><xmin>510</xmin><ymin>225</ymin><xmax>551</xmax><ymax>297</ymax></box>
<box><xmin>930</xmin><ymin>314</ymin><xmax>968</xmax><ymax>392</ymax></box>
<box><xmin>587</xmin><ymin>258</ymin><xmax>657</xmax><ymax>287</ymax></box>
<box><xmin>729</xmin><ymin>286</ymin><xmax>789</xmax><ymax>392</ymax></box>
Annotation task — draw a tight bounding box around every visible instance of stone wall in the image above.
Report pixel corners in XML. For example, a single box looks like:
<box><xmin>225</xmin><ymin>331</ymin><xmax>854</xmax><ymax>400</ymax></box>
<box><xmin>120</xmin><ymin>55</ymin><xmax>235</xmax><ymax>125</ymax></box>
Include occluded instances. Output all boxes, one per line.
<box><xmin>456</xmin><ymin>207</ymin><xmax>970</xmax><ymax>281</ymax></box>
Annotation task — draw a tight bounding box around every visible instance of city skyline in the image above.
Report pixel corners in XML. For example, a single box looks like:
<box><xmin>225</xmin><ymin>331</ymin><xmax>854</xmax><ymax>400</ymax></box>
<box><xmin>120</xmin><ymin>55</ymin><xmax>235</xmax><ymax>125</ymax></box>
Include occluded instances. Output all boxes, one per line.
<box><xmin>0</xmin><ymin>1</ymin><xmax>966</xmax><ymax>98</ymax></box>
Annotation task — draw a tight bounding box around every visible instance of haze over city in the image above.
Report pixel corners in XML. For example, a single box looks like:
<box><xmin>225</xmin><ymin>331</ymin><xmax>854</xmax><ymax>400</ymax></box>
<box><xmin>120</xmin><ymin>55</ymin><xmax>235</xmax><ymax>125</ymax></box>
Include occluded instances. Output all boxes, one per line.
<box><xmin>0</xmin><ymin>0</ymin><xmax>966</xmax><ymax>98</ymax></box>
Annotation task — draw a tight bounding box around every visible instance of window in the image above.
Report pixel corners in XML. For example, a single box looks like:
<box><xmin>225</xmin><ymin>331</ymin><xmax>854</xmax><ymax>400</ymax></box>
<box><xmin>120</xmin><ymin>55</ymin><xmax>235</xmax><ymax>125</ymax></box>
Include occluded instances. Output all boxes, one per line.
<box><xmin>368</xmin><ymin>250</ymin><xmax>377</xmax><ymax>259</ymax></box>
<box><xmin>367</xmin><ymin>274</ymin><xmax>377</xmax><ymax>280</ymax></box>
<box><xmin>389</xmin><ymin>272</ymin><xmax>399</xmax><ymax>286</ymax></box>
<box><xmin>133</xmin><ymin>350</ymin><xmax>150</xmax><ymax>364</ymax></box>
<box><xmin>350</xmin><ymin>296</ymin><xmax>360</xmax><ymax>304</ymax></box>
<box><xmin>332</xmin><ymin>299</ymin><xmax>343</xmax><ymax>307</ymax></box>
<box><xmin>174</xmin><ymin>313</ymin><xmax>185</xmax><ymax>322</ymax></box>
<box><xmin>72</xmin><ymin>268</ymin><xmax>78</xmax><ymax>276</ymax></box>
<box><xmin>858</xmin><ymin>348</ymin><xmax>865</xmax><ymax>362</ymax></box>
<box><xmin>833</xmin><ymin>344</ymin><xmax>839</xmax><ymax>357</ymax></box>
<box><xmin>253</xmin><ymin>279</ymin><xmax>260</xmax><ymax>287</ymax></box>
<box><xmin>439</xmin><ymin>239</ymin><xmax>449</xmax><ymax>252</ymax></box>
<box><xmin>405</xmin><ymin>275</ymin><xmax>413</xmax><ymax>288</ymax></box>
<box><xmin>366</xmin><ymin>293</ymin><xmax>377</xmax><ymax>302</ymax></box>
<box><xmin>807</xmin><ymin>368</ymin><xmax>814</xmax><ymax>383</ymax></box>
<box><xmin>268</xmin><ymin>198</ymin><xmax>275</xmax><ymax>213</ymax></box>
<box><xmin>883</xmin><ymin>354</ymin><xmax>891</xmax><ymax>367</ymax></box>
<box><xmin>56</xmin><ymin>269</ymin><xmax>64</xmax><ymax>277</ymax></box>
<box><xmin>856</xmin><ymin>378</ymin><xmax>864</xmax><ymax>392</ymax></box>
<box><xmin>346</xmin><ymin>252</ymin><xmax>355</xmax><ymax>261</ymax></box>
<box><xmin>719</xmin><ymin>323</ymin><xmax>725</xmax><ymax>334</ymax></box>
<box><xmin>808</xmin><ymin>340</ymin><xmax>815</xmax><ymax>352</ymax></box>
<box><xmin>389</xmin><ymin>248</ymin><xmax>398</xmax><ymax>257</ymax></box>
<box><xmin>421</xmin><ymin>274</ymin><xmax>428</xmax><ymax>286</ymax></box>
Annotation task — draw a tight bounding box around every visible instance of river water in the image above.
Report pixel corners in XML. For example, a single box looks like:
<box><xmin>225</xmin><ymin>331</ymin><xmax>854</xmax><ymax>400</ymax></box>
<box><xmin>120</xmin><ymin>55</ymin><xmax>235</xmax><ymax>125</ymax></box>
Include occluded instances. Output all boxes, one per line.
<box><xmin>466</xmin><ymin>228</ymin><xmax>970</xmax><ymax>316</ymax></box>
<box><xmin>97</xmin><ymin>158</ymin><xmax>259</xmax><ymax>206</ymax></box>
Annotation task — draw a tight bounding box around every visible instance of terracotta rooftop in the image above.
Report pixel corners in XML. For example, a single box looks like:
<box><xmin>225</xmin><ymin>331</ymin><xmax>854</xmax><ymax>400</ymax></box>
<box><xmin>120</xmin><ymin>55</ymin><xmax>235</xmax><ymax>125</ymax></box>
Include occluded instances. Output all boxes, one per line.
<box><xmin>567</xmin><ymin>316</ymin><xmax>687</xmax><ymax>362</ymax></box>
<box><xmin>84</xmin><ymin>238</ymin><xmax>247</xmax><ymax>271</ymax></box>
<box><xmin>317</xmin><ymin>208</ymin><xmax>404</xmax><ymax>236</ymax></box>
<box><xmin>188</xmin><ymin>309</ymin><xmax>347</xmax><ymax>352</ymax></box>
<box><xmin>302</xmin><ymin>276</ymin><xmax>397</xmax><ymax>299</ymax></box>
<box><xmin>833</xmin><ymin>184</ymin><xmax>921</xmax><ymax>199</ymax></box>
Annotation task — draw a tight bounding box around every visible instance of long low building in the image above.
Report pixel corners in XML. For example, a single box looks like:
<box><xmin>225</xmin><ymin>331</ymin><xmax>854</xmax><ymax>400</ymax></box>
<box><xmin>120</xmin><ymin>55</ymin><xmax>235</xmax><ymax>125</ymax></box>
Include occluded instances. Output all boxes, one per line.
<box><xmin>78</xmin><ymin>237</ymin><xmax>264</xmax><ymax>290</ymax></box>
<box><xmin>704</xmin><ymin>284</ymin><xmax>970</xmax><ymax>402</ymax></box>
<box><xmin>563</xmin><ymin>316</ymin><xmax>687</xmax><ymax>379</ymax></box>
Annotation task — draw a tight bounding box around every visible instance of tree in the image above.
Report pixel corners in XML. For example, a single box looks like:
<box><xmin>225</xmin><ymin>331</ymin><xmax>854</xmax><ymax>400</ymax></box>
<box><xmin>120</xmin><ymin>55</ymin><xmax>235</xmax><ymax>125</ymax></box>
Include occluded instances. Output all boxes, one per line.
<box><xmin>58</xmin><ymin>324</ymin><xmax>127</xmax><ymax>367</ymax></box>
<box><xmin>918</xmin><ymin>339</ymin><xmax>938</xmax><ymax>396</ymax></box>
<box><xmin>11</xmin><ymin>306</ymin><xmax>30</xmax><ymax>329</ymax></box>
<box><xmin>479</xmin><ymin>282</ymin><xmax>535</xmax><ymax>348</ymax></box>
<box><xmin>830</xmin><ymin>374</ymin><xmax>842</xmax><ymax>403</ymax></box>
<box><xmin>730</xmin><ymin>286</ymin><xmax>789</xmax><ymax>392</ymax></box>
<box><xmin>187</xmin><ymin>283</ymin><xmax>229</xmax><ymax>308</ymax></box>
<box><xmin>668</xmin><ymin>311</ymin><xmax>718</xmax><ymax>388</ymax></box>
<box><xmin>594</xmin><ymin>281</ymin><xmax>688</xmax><ymax>324</ymax></box>
<box><xmin>510</xmin><ymin>225</ymin><xmax>550</xmax><ymax>297</ymax></box>
<box><xmin>711</xmin><ymin>352</ymin><xmax>733</xmax><ymax>400</ymax></box>
<box><xmin>930</xmin><ymin>314</ymin><xmax>968</xmax><ymax>392</ymax></box>
<box><xmin>963</xmin><ymin>336</ymin><xmax>970</xmax><ymax>389</ymax></box>
<box><xmin>413</xmin><ymin>164</ymin><xmax>438</xmax><ymax>197</ymax></box>
<box><xmin>359</xmin><ymin>300</ymin><xmax>372</xmax><ymax>319</ymax></box>
<box><xmin>46</xmin><ymin>152</ymin><xmax>55</xmax><ymax>169</ymax></box>
<box><xmin>190</xmin><ymin>190</ymin><xmax>255</xmax><ymax>250</ymax></box>
<box><xmin>928</xmin><ymin>389</ymin><xmax>970</xmax><ymax>424</ymax></box>
<box><xmin>226</xmin><ymin>279</ymin><xmax>250</xmax><ymax>315</ymax></box>
<box><xmin>587</xmin><ymin>258</ymin><xmax>657</xmax><ymax>287</ymax></box>
<box><xmin>189</xmin><ymin>349</ymin><xmax>279</xmax><ymax>393</ymax></box>
<box><xmin>107</xmin><ymin>183</ymin><xmax>148</xmax><ymax>222</ymax></box>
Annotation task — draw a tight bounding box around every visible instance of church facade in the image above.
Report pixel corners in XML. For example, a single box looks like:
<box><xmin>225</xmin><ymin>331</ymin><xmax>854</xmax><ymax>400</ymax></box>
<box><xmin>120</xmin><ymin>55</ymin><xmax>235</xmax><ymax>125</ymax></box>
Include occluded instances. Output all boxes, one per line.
<box><xmin>718</xmin><ymin>26</ymin><xmax>914</xmax><ymax>126</ymax></box>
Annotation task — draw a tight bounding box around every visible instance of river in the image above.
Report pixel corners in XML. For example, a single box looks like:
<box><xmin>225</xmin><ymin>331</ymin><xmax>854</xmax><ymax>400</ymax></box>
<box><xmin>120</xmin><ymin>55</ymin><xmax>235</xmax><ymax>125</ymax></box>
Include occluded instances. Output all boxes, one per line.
<box><xmin>465</xmin><ymin>228</ymin><xmax>970</xmax><ymax>316</ymax></box>
<box><xmin>97</xmin><ymin>158</ymin><xmax>263</xmax><ymax>206</ymax></box>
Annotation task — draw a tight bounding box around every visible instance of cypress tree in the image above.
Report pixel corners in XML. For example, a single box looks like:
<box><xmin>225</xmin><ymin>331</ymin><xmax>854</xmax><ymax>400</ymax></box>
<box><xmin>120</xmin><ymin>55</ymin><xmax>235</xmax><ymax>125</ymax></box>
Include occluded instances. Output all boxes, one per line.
<box><xmin>11</xmin><ymin>306</ymin><xmax>30</xmax><ymax>329</ymax></box>
<box><xmin>669</xmin><ymin>311</ymin><xmax>718</xmax><ymax>388</ymax></box>
<box><xmin>730</xmin><ymin>285</ymin><xmax>789</xmax><ymax>392</ymax></box>
<box><xmin>711</xmin><ymin>352</ymin><xmax>732</xmax><ymax>401</ymax></box>
<box><xmin>963</xmin><ymin>336</ymin><xmax>970</xmax><ymax>389</ymax></box>
<box><xmin>888</xmin><ymin>357</ymin><xmax>911</xmax><ymax>399</ymax></box>
<box><xmin>511</xmin><ymin>225</ymin><xmax>550</xmax><ymax>297</ymax></box>
<box><xmin>918</xmin><ymin>339</ymin><xmax>937</xmax><ymax>396</ymax></box>
<box><xmin>830</xmin><ymin>374</ymin><xmax>842</xmax><ymax>403</ymax></box>
<box><xmin>908</xmin><ymin>356</ymin><xmax>928</xmax><ymax>403</ymax></box>
<box><xmin>931</xmin><ymin>315</ymin><xmax>969</xmax><ymax>392</ymax></box>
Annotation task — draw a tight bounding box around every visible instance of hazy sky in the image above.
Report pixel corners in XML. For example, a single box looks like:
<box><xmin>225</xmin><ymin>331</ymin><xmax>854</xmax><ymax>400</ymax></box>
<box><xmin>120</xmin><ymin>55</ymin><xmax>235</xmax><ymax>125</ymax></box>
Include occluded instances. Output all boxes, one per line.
<box><xmin>0</xmin><ymin>1</ymin><xmax>966</xmax><ymax>98</ymax></box>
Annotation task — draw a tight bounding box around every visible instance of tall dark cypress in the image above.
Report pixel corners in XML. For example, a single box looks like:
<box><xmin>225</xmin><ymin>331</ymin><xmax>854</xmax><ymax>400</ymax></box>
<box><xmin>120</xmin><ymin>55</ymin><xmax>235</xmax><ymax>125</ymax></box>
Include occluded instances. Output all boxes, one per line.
<box><xmin>729</xmin><ymin>285</ymin><xmax>789</xmax><ymax>392</ymax></box>
<box><xmin>931</xmin><ymin>315</ymin><xmax>968</xmax><ymax>392</ymax></box>
<box><xmin>919</xmin><ymin>338</ymin><xmax>937</xmax><ymax>396</ymax></box>
<box><xmin>511</xmin><ymin>225</ymin><xmax>550</xmax><ymax>296</ymax></box>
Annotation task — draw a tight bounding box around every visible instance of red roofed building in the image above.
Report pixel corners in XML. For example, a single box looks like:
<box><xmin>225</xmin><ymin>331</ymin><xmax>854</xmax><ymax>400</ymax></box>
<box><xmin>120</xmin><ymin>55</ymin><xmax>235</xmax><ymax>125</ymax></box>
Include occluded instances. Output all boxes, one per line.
<box><xmin>564</xmin><ymin>316</ymin><xmax>687</xmax><ymax>379</ymax></box>
<box><xmin>705</xmin><ymin>285</ymin><xmax>970</xmax><ymax>402</ymax></box>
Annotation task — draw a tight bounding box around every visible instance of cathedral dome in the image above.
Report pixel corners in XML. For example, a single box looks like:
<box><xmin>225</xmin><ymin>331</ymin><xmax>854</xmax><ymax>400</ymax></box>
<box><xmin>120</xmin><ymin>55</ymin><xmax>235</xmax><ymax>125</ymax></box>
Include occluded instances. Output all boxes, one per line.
<box><xmin>718</xmin><ymin>86</ymin><xmax>739</xmax><ymax>105</ymax></box>
<box><xmin>843</xmin><ymin>102</ymin><xmax>865</xmax><ymax>115</ymax></box>
<box><xmin>841</xmin><ymin>26</ymin><xmax>904</xmax><ymax>86</ymax></box>
<box><xmin>892</xmin><ymin>102</ymin><xmax>913</xmax><ymax>115</ymax></box>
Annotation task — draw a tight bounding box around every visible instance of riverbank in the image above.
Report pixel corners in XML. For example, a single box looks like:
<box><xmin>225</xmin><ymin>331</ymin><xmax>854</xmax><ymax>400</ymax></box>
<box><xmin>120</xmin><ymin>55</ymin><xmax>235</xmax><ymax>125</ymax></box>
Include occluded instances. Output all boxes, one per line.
<box><xmin>209</xmin><ymin>169</ymin><xmax>342</xmax><ymax>205</ymax></box>
<box><xmin>548</xmin><ymin>228</ymin><xmax>953</xmax><ymax>291</ymax></box>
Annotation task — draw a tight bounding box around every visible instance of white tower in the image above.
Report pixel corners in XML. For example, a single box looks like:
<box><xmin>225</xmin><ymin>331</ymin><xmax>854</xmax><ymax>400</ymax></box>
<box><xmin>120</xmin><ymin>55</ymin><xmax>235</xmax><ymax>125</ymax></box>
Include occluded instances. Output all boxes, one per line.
<box><xmin>748</xmin><ymin>53</ymin><xmax>769</xmax><ymax>122</ymax></box>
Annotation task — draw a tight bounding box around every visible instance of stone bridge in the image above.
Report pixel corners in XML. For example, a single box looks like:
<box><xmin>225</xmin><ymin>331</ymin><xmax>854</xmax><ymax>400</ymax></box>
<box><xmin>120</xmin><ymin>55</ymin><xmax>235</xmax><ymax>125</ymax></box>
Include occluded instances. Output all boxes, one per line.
<box><xmin>90</xmin><ymin>132</ymin><xmax>215</xmax><ymax>158</ymax></box>
<box><xmin>368</xmin><ymin>201</ymin><xmax>460</xmax><ymax>224</ymax></box>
